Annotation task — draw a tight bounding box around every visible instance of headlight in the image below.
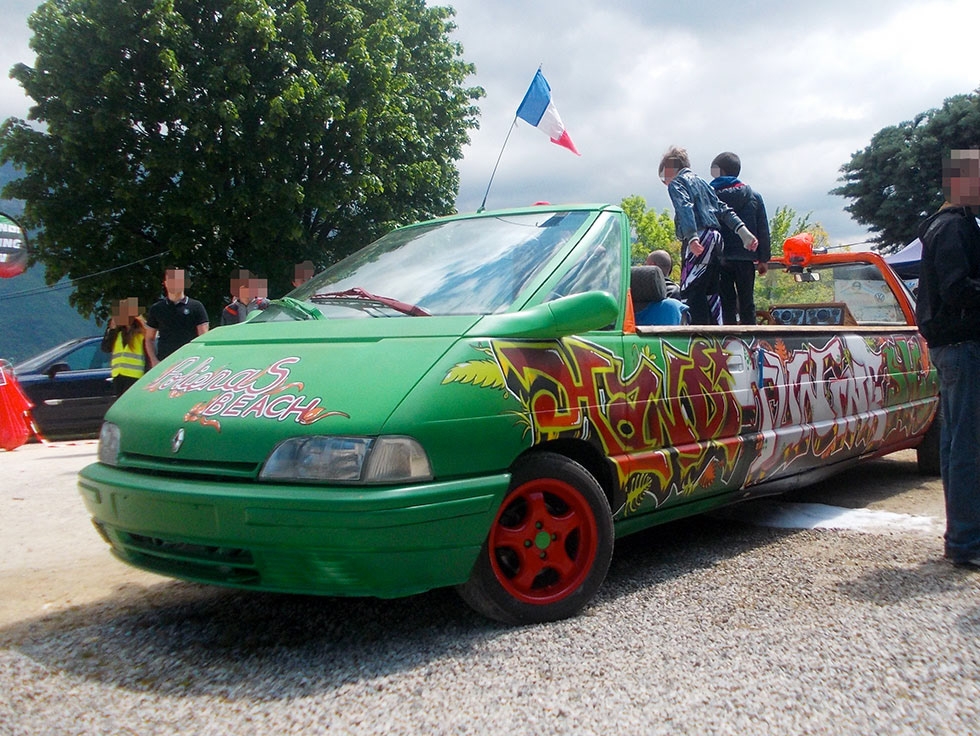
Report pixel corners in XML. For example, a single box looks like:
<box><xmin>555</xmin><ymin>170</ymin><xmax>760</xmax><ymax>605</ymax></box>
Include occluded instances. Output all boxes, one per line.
<box><xmin>98</xmin><ymin>422</ymin><xmax>121</xmax><ymax>466</ymax></box>
<box><xmin>259</xmin><ymin>435</ymin><xmax>433</xmax><ymax>484</ymax></box>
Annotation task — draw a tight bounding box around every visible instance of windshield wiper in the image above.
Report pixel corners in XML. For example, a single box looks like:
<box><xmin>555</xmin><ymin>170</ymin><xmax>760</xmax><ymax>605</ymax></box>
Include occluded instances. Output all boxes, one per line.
<box><xmin>310</xmin><ymin>287</ymin><xmax>430</xmax><ymax>316</ymax></box>
<box><xmin>268</xmin><ymin>296</ymin><xmax>324</xmax><ymax>321</ymax></box>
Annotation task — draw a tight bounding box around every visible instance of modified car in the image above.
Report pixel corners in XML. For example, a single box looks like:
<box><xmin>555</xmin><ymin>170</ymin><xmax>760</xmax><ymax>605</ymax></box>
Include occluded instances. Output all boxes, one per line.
<box><xmin>78</xmin><ymin>204</ymin><xmax>938</xmax><ymax>624</ymax></box>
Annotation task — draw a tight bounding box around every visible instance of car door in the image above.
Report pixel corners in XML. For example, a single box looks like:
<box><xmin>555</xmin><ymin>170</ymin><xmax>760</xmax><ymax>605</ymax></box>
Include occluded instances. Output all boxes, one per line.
<box><xmin>619</xmin><ymin>325</ymin><xmax>757</xmax><ymax>515</ymax></box>
<box><xmin>30</xmin><ymin>340</ymin><xmax>114</xmax><ymax>436</ymax></box>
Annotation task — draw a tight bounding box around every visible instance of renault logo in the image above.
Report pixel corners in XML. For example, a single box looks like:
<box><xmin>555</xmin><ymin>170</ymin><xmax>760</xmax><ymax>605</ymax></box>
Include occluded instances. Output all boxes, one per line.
<box><xmin>171</xmin><ymin>428</ymin><xmax>185</xmax><ymax>454</ymax></box>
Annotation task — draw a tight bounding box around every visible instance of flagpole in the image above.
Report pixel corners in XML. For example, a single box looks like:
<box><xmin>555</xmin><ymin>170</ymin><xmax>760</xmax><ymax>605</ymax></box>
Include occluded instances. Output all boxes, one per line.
<box><xmin>477</xmin><ymin>65</ymin><xmax>545</xmax><ymax>213</ymax></box>
<box><xmin>478</xmin><ymin>118</ymin><xmax>518</xmax><ymax>213</ymax></box>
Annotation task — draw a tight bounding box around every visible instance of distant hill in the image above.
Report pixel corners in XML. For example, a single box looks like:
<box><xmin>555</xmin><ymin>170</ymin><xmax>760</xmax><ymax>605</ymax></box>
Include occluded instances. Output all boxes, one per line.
<box><xmin>0</xmin><ymin>264</ymin><xmax>101</xmax><ymax>363</ymax></box>
<box><xmin>1</xmin><ymin>163</ymin><xmax>100</xmax><ymax>363</ymax></box>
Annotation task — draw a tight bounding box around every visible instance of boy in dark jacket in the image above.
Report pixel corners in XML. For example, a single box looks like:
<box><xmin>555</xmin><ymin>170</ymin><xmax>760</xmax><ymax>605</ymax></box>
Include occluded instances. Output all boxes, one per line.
<box><xmin>710</xmin><ymin>152</ymin><xmax>771</xmax><ymax>325</ymax></box>
<box><xmin>916</xmin><ymin>148</ymin><xmax>980</xmax><ymax>569</ymax></box>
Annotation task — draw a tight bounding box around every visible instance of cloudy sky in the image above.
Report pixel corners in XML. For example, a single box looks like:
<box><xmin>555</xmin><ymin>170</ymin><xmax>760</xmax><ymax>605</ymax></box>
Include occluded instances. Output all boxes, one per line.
<box><xmin>441</xmin><ymin>0</ymin><xmax>979</xmax><ymax>246</ymax></box>
<box><xmin>2</xmin><ymin>0</ymin><xmax>978</xmax><ymax>247</ymax></box>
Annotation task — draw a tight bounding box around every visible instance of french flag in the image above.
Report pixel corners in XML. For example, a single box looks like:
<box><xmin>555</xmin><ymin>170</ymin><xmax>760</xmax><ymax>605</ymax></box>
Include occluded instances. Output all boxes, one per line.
<box><xmin>516</xmin><ymin>69</ymin><xmax>580</xmax><ymax>156</ymax></box>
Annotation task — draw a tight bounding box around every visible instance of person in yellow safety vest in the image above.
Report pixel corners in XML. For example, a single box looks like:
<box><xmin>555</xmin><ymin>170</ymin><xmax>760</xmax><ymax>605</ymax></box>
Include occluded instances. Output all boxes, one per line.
<box><xmin>100</xmin><ymin>297</ymin><xmax>148</xmax><ymax>397</ymax></box>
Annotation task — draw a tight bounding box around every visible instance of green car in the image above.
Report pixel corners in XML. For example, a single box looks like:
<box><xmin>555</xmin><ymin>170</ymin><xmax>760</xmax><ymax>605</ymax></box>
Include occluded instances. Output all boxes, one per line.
<box><xmin>79</xmin><ymin>204</ymin><xmax>938</xmax><ymax>624</ymax></box>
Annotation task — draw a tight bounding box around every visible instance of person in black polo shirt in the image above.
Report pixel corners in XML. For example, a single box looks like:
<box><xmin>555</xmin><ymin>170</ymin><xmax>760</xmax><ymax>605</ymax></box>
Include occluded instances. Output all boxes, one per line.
<box><xmin>145</xmin><ymin>268</ymin><xmax>209</xmax><ymax>366</ymax></box>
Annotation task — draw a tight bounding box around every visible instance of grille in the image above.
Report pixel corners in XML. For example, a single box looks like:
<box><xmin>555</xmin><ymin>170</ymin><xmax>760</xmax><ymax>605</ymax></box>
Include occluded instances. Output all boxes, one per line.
<box><xmin>121</xmin><ymin>453</ymin><xmax>260</xmax><ymax>479</ymax></box>
<box><xmin>117</xmin><ymin>531</ymin><xmax>259</xmax><ymax>585</ymax></box>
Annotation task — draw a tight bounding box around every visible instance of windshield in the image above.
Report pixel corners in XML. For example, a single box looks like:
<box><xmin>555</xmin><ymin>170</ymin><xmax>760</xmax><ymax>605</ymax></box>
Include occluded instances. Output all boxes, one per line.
<box><xmin>256</xmin><ymin>210</ymin><xmax>593</xmax><ymax>321</ymax></box>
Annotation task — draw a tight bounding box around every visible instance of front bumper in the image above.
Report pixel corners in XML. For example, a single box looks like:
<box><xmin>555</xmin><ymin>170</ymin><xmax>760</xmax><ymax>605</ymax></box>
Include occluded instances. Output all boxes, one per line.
<box><xmin>78</xmin><ymin>462</ymin><xmax>510</xmax><ymax>598</ymax></box>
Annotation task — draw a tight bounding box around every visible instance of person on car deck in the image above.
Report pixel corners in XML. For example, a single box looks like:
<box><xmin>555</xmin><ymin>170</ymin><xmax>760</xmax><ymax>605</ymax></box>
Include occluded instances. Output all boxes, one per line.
<box><xmin>644</xmin><ymin>250</ymin><xmax>682</xmax><ymax>300</ymax></box>
<box><xmin>659</xmin><ymin>146</ymin><xmax>757</xmax><ymax>325</ymax></box>
<box><xmin>710</xmin><ymin>151</ymin><xmax>771</xmax><ymax>325</ymax></box>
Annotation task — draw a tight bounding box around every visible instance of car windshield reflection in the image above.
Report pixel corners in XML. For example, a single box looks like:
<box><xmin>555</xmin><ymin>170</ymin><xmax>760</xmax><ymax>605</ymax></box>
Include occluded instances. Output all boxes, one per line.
<box><xmin>255</xmin><ymin>211</ymin><xmax>591</xmax><ymax>321</ymax></box>
<box><xmin>14</xmin><ymin>339</ymin><xmax>88</xmax><ymax>373</ymax></box>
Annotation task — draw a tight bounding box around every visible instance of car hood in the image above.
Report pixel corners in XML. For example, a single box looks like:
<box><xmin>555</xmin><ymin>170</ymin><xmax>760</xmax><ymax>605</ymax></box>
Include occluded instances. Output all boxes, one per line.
<box><xmin>108</xmin><ymin>316</ymin><xmax>480</xmax><ymax>469</ymax></box>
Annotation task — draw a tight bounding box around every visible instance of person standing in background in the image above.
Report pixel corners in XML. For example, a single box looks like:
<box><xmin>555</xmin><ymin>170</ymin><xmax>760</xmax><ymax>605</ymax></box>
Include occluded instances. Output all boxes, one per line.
<box><xmin>145</xmin><ymin>268</ymin><xmax>209</xmax><ymax>367</ymax></box>
<box><xmin>916</xmin><ymin>148</ymin><xmax>980</xmax><ymax>570</ymax></box>
<box><xmin>710</xmin><ymin>152</ymin><xmax>771</xmax><ymax>325</ymax></box>
<box><xmin>221</xmin><ymin>270</ymin><xmax>270</xmax><ymax>325</ymax></box>
<box><xmin>293</xmin><ymin>260</ymin><xmax>315</xmax><ymax>288</ymax></box>
<box><xmin>101</xmin><ymin>297</ymin><xmax>147</xmax><ymax>396</ymax></box>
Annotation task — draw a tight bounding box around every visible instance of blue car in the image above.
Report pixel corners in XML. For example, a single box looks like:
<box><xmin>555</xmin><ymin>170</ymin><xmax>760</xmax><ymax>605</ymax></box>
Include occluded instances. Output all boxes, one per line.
<box><xmin>14</xmin><ymin>336</ymin><xmax>114</xmax><ymax>438</ymax></box>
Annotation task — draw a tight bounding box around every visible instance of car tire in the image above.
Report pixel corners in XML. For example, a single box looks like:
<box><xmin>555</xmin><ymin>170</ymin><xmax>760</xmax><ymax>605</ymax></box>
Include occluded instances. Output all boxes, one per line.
<box><xmin>917</xmin><ymin>404</ymin><xmax>942</xmax><ymax>476</ymax></box>
<box><xmin>457</xmin><ymin>452</ymin><xmax>614</xmax><ymax>625</ymax></box>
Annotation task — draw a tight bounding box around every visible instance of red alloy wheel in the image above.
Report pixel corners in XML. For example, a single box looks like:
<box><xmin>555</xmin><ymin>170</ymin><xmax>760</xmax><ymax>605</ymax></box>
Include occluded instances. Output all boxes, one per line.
<box><xmin>488</xmin><ymin>476</ymin><xmax>600</xmax><ymax>605</ymax></box>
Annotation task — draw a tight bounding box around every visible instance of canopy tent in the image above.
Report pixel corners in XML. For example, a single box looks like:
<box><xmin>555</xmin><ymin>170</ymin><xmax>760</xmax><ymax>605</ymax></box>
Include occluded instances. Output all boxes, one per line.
<box><xmin>884</xmin><ymin>238</ymin><xmax>921</xmax><ymax>279</ymax></box>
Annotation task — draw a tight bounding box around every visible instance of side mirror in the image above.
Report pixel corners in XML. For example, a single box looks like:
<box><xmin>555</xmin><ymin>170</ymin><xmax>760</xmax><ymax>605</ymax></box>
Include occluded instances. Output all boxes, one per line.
<box><xmin>470</xmin><ymin>291</ymin><xmax>620</xmax><ymax>339</ymax></box>
<box><xmin>47</xmin><ymin>362</ymin><xmax>70</xmax><ymax>379</ymax></box>
<box><xmin>793</xmin><ymin>271</ymin><xmax>821</xmax><ymax>283</ymax></box>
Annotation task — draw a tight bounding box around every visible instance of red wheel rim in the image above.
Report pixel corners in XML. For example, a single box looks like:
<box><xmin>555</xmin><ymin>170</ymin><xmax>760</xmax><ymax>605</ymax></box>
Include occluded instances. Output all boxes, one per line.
<box><xmin>488</xmin><ymin>477</ymin><xmax>599</xmax><ymax>605</ymax></box>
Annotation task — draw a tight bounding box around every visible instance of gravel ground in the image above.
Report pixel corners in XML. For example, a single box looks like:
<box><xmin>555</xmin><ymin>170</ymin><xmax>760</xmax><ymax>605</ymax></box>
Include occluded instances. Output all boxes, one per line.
<box><xmin>1</xmin><ymin>443</ymin><xmax>978</xmax><ymax>735</ymax></box>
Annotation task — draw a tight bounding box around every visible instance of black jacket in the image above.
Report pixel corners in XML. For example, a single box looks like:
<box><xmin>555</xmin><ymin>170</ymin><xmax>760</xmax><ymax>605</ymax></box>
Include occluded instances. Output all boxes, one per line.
<box><xmin>916</xmin><ymin>205</ymin><xmax>980</xmax><ymax>347</ymax></box>
<box><xmin>712</xmin><ymin>180</ymin><xmax>771</xmax><ymax>262</ymax></box>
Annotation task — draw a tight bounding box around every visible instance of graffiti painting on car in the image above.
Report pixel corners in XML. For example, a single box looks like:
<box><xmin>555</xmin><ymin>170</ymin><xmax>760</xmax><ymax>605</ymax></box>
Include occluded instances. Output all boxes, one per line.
<box><xmin>445</xmin><ymin>334</ymin><xmax>935</xmax><ymax>518</ymax></box>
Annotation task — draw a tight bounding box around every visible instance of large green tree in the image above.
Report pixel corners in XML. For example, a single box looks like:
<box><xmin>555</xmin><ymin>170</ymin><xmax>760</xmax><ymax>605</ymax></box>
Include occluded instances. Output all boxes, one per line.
<box><xmin>831</xmin><ymin>90</ymin><xmax>980</xmax><ymax>253</ymax></box>
<box><xmin>0</xmin><ymin>0</ymin><xmax>483</xmax><ymax>320</ymax></box>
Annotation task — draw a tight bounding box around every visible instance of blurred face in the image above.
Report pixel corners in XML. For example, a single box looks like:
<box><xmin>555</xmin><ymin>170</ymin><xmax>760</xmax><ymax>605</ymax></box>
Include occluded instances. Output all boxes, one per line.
<box><xmin>112</xmin><ymin>297</ymin><xmax>141</xmax><ymax>323</ymax></box>
<box><xmin>164</xmin><ymin>269</ymin><xmax>185</xmax><ymax>296</ymax></box>
<box><xmin>945</xmin><ymin>150</ymin><xmax>980</xmax><ymax>207</ymax></box>
<box><xmin>293</xmin><ymin>261</ymin><xmax>314</xmax><ymax>287</ymax></box>
<box><xmin>660</xmin><ymin>165</ymin><xmax>677</xmax><ymax>186</ymax></box>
